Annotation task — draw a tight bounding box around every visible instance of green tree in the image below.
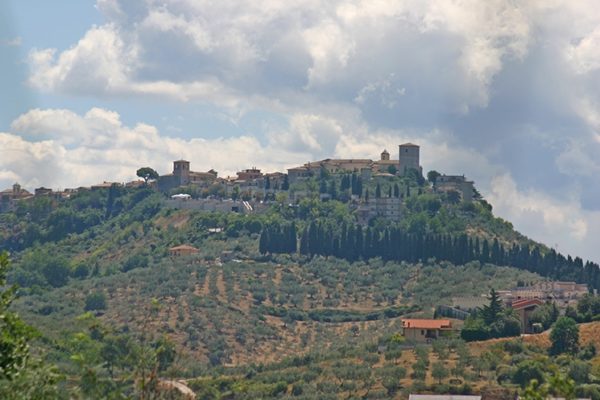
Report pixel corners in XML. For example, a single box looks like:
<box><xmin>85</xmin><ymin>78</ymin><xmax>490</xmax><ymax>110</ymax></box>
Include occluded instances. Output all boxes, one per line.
<box><xmin>432</xmin><ymin>361</ymin><xmax>449</xmax><ymax>384</ymax></box>
<box><xmin>481</xmin><ymin>288</ymin><xmax>503</xmax><ymax>325</ymax></box>
<box><xmin>136</xmin><ymin>167</ymin><xmax>159</xmax><ymax>184</ymax></box>
<box><xmin>84</xmin><ymin>291</ymin><xmax>107</xmax><ymax>311</ymax></box>
<box><xmin>513</xmin><ymin>360</ymin><xmax>545</xmax><ymax>387</ymax></box>
<box><xmin>550</xmin><ymin>317</ymin><xmax>580</xmax><ymax>355</ymax></box>
<box><xmin>446</xmin><ymin>189</ymin><xmax>461</xmax><ymax>204</ymax></box>
<box><xmin>382</xmin><ymin>376</ymin><xmax>400</xmax><ymax>395</ymax></box>
<box><xmin>41</xmin><ymin>257</ymin><xmax>70</xmax><ymax>288</ymax></box>
<box><xmin>427</xmin><ymin>170</ymin><xmax>441</xmax><ymax>184</ymax></box>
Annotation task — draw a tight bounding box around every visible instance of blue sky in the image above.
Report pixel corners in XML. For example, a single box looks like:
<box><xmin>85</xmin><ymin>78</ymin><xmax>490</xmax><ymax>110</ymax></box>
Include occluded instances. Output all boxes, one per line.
<box><xmin>2</xmin><ymin>0</ymin><xmax>600</xmax><ymax>263</ymax></box>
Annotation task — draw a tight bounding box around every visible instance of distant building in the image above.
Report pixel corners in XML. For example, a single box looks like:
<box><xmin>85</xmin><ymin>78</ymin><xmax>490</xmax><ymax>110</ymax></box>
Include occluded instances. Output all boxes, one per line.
<box><xmin>91</xmin><ymin>181</ymin><xmax>122</xmax><ymax>190</ymax></box>
<box><xmin>34</xmin><ymin>187</ymin><xmax>53</xmax><ymax>196</ymax></box>
<box><xmin>1</xmin><ymin>183</ymin><xmax>33</xmax><ymax>212</ymax></box>
<box><xmin>356</xmin><ymin>196</ymin><xmax>402</xmax><ymax>223</ymax></box>
<box><xmin>434</xmin><ymin>175</ymin><xmax>475</xmax><ymax>202</ymax></box>
<box><xmin>511</xmin><ymin>298</ymin><xmax>544</xmax><ymax>334</ymax></box>
<box><xmin>373</xmin><ymin>149</ymin><xmax>400</xmax><ymax>173</ymax></box>
<box><xmin>169</xmin><ymin>245</ymin><xmax>199</xmax><ymax>257</ymax></box>
<box><xmin>158</xmin><ymin>160</ymin><xmax>218</xmax><ymax>192</ymax></box>
<box><xmin>236</xmin><ymin>168</ymin><xmax>263</xmax><ymax>181</ymax></box>
<box><xmin>399</xmin><ymin>143</ymin><xmax>422</xmax><ymax>175</ymax></box>
<box><xmin>287</xmin><ymin>147</ymin><xmax>406</xmax><ymax>184</ymax></box>
<box><xmin>264</xmin><ymin>172</ymin><xmax>287</xmax><ymax>190</ymax></box>
<box><xmin>401</xmin><ymin>319</ymin><xmax>452</xmax><ymax>342</ymax></box>
<box><xmin>500</xmin><ymin>281</ymin><xmax>589</xmax><ymax>308</ymax></box>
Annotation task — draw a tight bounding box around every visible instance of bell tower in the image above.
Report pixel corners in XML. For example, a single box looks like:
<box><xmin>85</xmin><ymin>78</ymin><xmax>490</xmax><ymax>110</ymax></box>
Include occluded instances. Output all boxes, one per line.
<box><xmin>173</xmin><ymin>160</ymin><xmax>191</xmax><ymax>185</ymax></box>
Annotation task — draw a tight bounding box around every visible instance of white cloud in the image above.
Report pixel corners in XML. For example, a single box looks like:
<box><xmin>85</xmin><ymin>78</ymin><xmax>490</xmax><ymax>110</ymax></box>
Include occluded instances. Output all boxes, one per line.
<box><xmin>488</xmin><ymin>173</ymin><xmax>589</xmax><ymax>242</ymax></box>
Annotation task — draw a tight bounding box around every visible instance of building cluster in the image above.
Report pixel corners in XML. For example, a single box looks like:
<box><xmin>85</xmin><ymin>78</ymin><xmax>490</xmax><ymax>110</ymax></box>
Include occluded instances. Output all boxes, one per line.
<box><xmin>287</xmin><ymin>143</ymin><xmax>422</xmax><ymax>184</ymax></box>
<box><xmin>499</xmin><ymin>281</ymin><xmax>589</xmax><ymax>308</ymax></box>
<box><xmin>450</xmin><ymin>280</ymin><xmax>590</xmax><ymax>334</ymax></box>
<box><xmin>0</xmin><ymin>182</ymin><xmax>77</xmax><ymax>212</ymax></box>
<box><xmin>2</xmin><ymin>142</ymin><xmax>478</xmax><ymax>220</ymax></box>
<box><xmin>433</xmin><ymin>174</ymin><xmax>475</xmax><ymax>202</ymax></box>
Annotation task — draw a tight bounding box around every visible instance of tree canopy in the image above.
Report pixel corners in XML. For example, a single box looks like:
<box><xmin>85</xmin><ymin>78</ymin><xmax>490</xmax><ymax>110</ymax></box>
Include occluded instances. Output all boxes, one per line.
<box><xmin>136</xmin><ymin>167</ymin><xmax>159</xmax><ymax>184</ymax></box>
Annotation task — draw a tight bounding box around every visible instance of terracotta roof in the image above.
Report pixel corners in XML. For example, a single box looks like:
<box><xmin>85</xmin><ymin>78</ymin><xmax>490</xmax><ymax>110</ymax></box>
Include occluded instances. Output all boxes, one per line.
<box><xmin>511</xmin><ymin>299</ymin><xmax>544</xmax><ymax>310</ymax></box>
<box><xmin>169</xmin><ymin>245</ymin><xmax>199</xmax><ymax>251</ymax></box>
<box><xmin>402</xmin><ymin>319</ymin><xmax>452</xmax><ymax>330</ymax></box>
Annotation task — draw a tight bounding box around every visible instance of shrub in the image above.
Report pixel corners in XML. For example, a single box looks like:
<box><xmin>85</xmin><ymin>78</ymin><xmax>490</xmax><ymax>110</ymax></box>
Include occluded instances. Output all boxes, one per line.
<box><xmin>84</xmin><ymin>291</ymin><xmax>107</xmax><ymax>311</ymax></box>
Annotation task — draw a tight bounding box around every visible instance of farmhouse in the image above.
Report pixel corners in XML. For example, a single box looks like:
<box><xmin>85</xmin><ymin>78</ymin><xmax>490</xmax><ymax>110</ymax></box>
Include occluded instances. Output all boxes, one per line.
<box><xmin>169</xmin><ymin>245</ymin><xmax>199</xmax><ymax>257</ymax></box>
<box><xmin>401</xmin><ymin>319</ymin><xmax>452</xmax><ymax>342</ymax></box>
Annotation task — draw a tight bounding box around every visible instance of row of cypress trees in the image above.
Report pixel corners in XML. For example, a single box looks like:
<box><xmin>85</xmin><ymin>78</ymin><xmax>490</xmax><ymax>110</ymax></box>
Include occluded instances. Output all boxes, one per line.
<box><xmin>258</xmin><ymin>221</ymin><xmax>600</xmax><ymax>291</ymax></box>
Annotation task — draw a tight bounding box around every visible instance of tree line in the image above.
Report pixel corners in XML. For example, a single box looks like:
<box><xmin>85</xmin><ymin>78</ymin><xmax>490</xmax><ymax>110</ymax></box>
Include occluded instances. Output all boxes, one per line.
<box><xmin>259</xmin><ymin>221</ymin><xmax>600</xmax><ymax>291</ymax></box>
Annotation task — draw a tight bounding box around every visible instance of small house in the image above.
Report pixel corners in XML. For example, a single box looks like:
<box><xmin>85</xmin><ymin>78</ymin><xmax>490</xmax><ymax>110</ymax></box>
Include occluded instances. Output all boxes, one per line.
<box><xmin>401</xmin><ymin>319</ymin><xmax>452</xmax><ymax>342</ymax></box>
<box><xmin>169</xmin><ymin>245</ymin><xmax>199</xmax><ymax>257</ymax></box>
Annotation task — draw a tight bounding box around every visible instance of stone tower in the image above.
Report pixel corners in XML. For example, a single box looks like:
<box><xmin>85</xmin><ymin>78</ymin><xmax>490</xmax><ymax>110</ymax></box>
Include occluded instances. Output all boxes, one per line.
<box><xmin>381</xmin><ymin>149</ymin><xmax>390</xmax><ymax>161</ymax></box>
<box><xmin>398</xmin><ymin>143</ymin><xmax>420</xmax><ymax>174</ymax></box>
<box><xmin>173</xmin><ymin>160</ymin><xmax>191</xmax><ymax>185</ymax></box>
<box><xmin>12</xmin><ymin>183</ymin><xmax>21</xmax><ymax>194</ymax></box>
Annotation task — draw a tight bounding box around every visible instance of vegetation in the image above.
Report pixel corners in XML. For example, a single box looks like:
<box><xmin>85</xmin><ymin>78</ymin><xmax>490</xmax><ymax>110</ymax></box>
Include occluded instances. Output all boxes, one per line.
<box><xmin>0</xmin><ymin>174</ymin><xmax>599</xmax><ymax>398</ymax></box>
<box><xmin>461</xmin><ymin>289</ymin><xmax>521</xmax><ymax>341</ymax></box>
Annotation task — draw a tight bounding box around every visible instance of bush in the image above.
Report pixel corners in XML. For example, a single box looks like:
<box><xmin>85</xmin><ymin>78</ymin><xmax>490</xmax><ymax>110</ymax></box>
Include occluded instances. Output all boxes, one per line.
<box><xmin>513</xmin><ymin>360</ymin><xmax>544</xmax><ymax>387</ymax></box>
<box><xmin>84</xmin><ymin>291</ymin><xmax>107</xmax><ymax>311</ymax></box>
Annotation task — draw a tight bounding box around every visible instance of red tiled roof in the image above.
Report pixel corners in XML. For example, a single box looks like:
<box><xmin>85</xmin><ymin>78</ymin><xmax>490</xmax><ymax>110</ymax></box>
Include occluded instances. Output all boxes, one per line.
<box><xmin>511</xmin><ymin>299</ymin><xmax>544</xmax><ymax>310</ymax></box>
<box><xmin>402</xmin><ymin>319</ymin><xmax>452</xmax><ymax>330</ymax></box>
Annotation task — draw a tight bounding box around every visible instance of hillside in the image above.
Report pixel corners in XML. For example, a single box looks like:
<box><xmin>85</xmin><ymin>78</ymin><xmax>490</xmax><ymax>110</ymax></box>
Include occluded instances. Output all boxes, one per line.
<box><xmin>1</xmin><ymin>183</ymin><xmax>599</xmax><ymax>398</ymax></box>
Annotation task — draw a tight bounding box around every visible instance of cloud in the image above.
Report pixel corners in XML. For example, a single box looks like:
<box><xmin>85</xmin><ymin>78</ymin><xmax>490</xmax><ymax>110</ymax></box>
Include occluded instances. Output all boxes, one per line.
<box><xmin>26</xmin><ymin>0</ymin><xmax>533</xmax><ymax>113</ymax></box>
<box><xmin>487</xmin><ymin>173</ymin><xmax>600</xmax><ymax>261</ymax></box>
<box><xmin>0</xmin><ymin>37</ymin><xmax>22</xmax><ymax>47</ymax></box>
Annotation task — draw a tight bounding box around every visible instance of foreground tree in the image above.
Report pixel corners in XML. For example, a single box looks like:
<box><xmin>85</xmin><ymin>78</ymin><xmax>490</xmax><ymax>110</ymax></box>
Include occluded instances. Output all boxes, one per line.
<box><xmin>0</xmin><ymin>252</ymin><xmax>62</xmax><ymax>399</ymax></box>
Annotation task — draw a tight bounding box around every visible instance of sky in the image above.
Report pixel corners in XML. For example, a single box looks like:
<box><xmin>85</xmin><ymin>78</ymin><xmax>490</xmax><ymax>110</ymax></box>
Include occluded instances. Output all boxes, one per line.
<box><xmin>1</xmin><ymin>0</ymin><xmax>600</xmax><ymax>263</ymax></box>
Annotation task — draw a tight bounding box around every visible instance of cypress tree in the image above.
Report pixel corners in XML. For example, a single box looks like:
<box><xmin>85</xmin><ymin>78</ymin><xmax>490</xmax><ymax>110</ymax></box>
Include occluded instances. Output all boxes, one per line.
<box><xmin>259</xmin><ymin>229</ymin><xmax>269</xmax><ymax>254</ymax></box>
<box><xmin>282</xmin><ymin>175</ymin><xmax>289</xmax><ymax>190</ymax></box>
<box><xmin>300</xmin><ymin>227</ymin><xmax>309</xmax><ymax>255</ymax></box>
<box><xmin>289</xmin><ymin>223</ymin><xmax>297</xmax><ymax>253</ymax></box>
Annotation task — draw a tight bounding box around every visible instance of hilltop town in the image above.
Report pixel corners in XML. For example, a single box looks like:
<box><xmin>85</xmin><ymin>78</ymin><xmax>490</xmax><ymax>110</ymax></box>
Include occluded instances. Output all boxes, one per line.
<box><xmin>1</xmin><ymin>143</ymin><xmax>476</xmax><ymax>223</ymax></box>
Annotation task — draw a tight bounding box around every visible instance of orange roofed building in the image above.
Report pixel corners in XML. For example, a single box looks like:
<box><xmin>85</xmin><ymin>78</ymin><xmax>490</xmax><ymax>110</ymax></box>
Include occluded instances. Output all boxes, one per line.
<box><xmin>401</xmin><ymin>319</ymin><xmax>453</xmax><ymax>342</ymax></box>
<box><xmin>169</xmin><ymin>245</ymin><xmax>199</xmax><ymax>257</ymax></box>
